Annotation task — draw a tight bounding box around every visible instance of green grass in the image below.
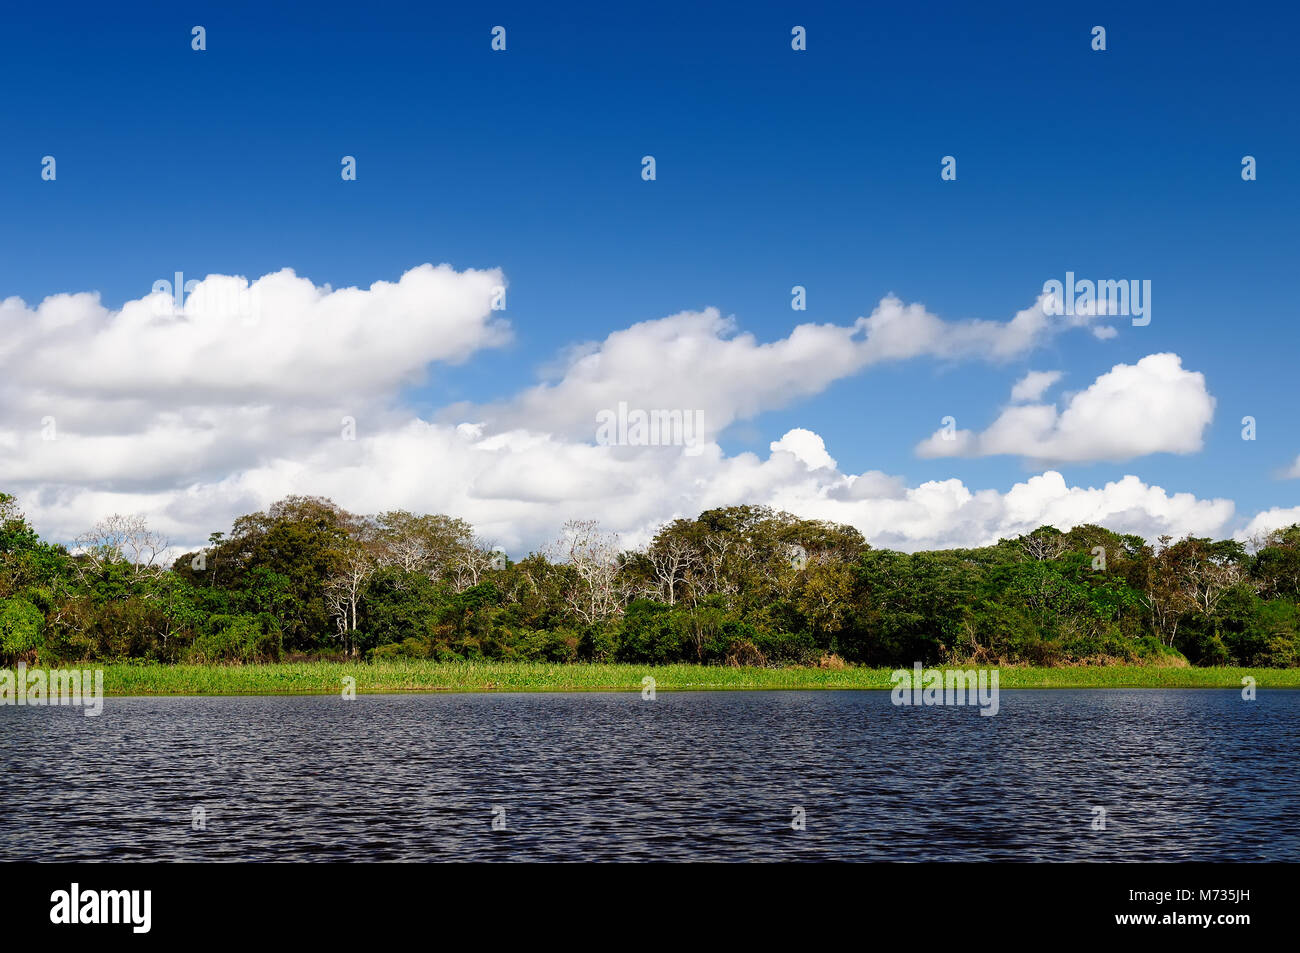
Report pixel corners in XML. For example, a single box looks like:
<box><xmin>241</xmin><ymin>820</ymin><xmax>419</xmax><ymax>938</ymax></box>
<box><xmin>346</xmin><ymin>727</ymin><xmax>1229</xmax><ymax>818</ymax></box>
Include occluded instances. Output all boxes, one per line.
<box><xmin>7</xmin><ymin>661</ymin><xmax>1300</xmax><ymax>695</ymax></box>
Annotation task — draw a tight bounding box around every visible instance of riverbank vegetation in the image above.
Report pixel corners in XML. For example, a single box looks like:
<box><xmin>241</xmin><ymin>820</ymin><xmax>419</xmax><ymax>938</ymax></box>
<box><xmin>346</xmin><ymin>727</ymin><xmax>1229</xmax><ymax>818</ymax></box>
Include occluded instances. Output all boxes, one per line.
<box><xmin>3</xmin><ymin>491</ymin><xmax>1300</xmax><ymax>669</ymax></box>
<box><xmin>22</xmin><ymin>661</ymin><xmax>1300</xmax><ymax>696</ymax></box>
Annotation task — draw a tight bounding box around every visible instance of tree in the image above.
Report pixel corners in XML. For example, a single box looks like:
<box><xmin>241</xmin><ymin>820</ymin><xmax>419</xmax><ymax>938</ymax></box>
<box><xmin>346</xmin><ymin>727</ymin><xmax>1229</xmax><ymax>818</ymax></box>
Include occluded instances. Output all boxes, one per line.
<box><xmin>373</xmin><ymin>510</ymin><xmax>475</xmax><ymax>580</ymax></box>
<box><xmin>548</xmin><ymin>520</ymin><xmax>625</xmax><ymax>626</ymax></box>
<box><xmin>643</xmin><ymin>536</ymin><xmax>700</xmax><ymax>605</ymax></box>
<box><xmin>1143</xmin><ymin>536</ymin><xmax>1191</xmax><ymax>647</ymax></box>
<box><xmin>1141</xmin><ymin>536</ymin><xmax>1249</xmax><ymax>647</ymax></box>
<box><xmin>1018</xmin><ymin>526</ymin><xmax>1067</xmax><ymax>562</ymax></box>
<box><xmin>0</xmin><ymin>596</ymin><xmax>44</xmax><ymax>662</ymax></box>
<box><xmin>1252</xmin><ymin>525</ymin><xmax>1300</xmax><ymax>598</ymax></box>
<box><xmin>1172</xmin><ymin>537</ymin><xmax>1248</xmax><ymax>624</ymax></box>
<box><xmin>450</xmin><ymin>537</ymin><xmax>502</xmax><ymax>592</ymax></box>
<box><xmin>74</xmin><ymin>514</ymin><xmax>169</xmax><ymax>580</ymax></box>
<box><xmin>0</xmin><ymin>493</ymin><xmax>40</xmax><ymax>555</ymax></box>
<box><xmin>214</xmin><ymin>496</ymin><xmax>355</xmax><ymax>651</ymax></box>
<box><xmin>326</xmin><ymin>542</ymin><xmax>376</xmax><ymax>657</ymax></box>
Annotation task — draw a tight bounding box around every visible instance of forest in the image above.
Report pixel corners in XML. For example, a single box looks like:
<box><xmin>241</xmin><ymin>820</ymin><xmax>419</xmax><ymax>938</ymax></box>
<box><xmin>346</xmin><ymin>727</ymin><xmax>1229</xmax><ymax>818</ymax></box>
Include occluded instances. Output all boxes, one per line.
<box><xmin>2</xmin><ymin>491</ymin><xmax>1299</xmax><ymax>668</ymax></box>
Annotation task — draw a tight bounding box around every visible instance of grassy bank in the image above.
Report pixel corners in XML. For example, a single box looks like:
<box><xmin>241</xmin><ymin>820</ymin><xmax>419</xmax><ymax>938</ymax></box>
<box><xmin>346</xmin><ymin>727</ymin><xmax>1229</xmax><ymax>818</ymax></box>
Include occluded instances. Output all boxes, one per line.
<box><xmin>7</xmin><ymin>661</ymin><xmax>1300</xmax><ymax>695</ymax></box>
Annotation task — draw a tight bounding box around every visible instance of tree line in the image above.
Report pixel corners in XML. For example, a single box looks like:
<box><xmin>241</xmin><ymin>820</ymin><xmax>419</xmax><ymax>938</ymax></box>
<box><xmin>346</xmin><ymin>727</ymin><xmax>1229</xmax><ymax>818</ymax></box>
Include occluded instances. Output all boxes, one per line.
<box><xmin>2</xmin><ymin>490</ymin><xmax>1299</xmax><ymax>667</ymax></box>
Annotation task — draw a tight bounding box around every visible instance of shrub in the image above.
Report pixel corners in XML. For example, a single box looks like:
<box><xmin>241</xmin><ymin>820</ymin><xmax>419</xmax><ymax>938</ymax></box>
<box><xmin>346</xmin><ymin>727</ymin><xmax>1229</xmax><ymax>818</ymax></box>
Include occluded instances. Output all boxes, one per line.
<box><xmin>614</xmin><ymin>600</ymin><xmax>689</xmax><ymax>664</ymax></box>
<box><xmin>754</xmin><ymin>628</ymin><xmax>820</xmax><ymax>664</ymax></box>
<box><xmin>369</xmin><ymin>637</ymin><xmax>429</xmax><ymax>660</ymax></box>
<box><xmin>725</xmin><ymin>639</ymin><xmax>767</xmax><ymax>667</ymax></box>
<box><xmin>1132</xmin><ymin>636</ymin><xmax>1190</xmax><ymax>667</ymax></box>
<box><xmin>1222</xmin><ymin>599</ymin><xmax>1300</xmax><ymax>667</ymax></box>
<box><xmin>0</xmin><ymin>596</ymin><xmax>44</xmax><ymax>663</ymax></box>
<box><xmin>512</xmin><ymin>627</ymin><xmax>581</xmax><ymax>662</ymax></box>
<box><xmin>186</xmin><ymin>614</ymin><xmax>282</xmax><ymax>663</ymax></box>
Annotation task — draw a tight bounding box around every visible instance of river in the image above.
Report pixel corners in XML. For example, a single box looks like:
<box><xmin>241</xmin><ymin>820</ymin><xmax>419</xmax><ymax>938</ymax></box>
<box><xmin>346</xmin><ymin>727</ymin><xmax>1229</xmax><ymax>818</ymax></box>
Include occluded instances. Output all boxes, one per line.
<box><xmin>2</xmin><ymin>689</ymin><xmax>1296</xmax><ymax>861</ymax></box>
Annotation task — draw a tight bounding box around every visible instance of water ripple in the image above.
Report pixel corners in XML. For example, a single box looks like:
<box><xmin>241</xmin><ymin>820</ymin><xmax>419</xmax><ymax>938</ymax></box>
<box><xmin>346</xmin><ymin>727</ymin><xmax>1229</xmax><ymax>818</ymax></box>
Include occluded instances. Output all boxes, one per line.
<box><xmin>1</xmin><ymin>689</ymin><xmax>1297</xmax><ymax>861</ymax></box>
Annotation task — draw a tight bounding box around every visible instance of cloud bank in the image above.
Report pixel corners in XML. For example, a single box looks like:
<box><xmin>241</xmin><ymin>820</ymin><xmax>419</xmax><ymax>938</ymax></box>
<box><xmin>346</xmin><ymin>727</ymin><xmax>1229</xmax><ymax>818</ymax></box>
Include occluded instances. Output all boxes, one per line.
<box><xmin>0</xmin><ymin>265</ymin><xmax>1268</xmax><ymax>555</ymax></box>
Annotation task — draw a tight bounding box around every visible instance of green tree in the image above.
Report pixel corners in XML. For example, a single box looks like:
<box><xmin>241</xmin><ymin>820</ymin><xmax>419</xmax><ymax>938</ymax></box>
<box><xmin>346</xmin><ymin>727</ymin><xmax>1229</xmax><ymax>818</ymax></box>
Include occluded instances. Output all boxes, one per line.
<box><xmin>0</xmin><ymin>596</ymin><xmax>44</xmax><ymax>662</ymax></box>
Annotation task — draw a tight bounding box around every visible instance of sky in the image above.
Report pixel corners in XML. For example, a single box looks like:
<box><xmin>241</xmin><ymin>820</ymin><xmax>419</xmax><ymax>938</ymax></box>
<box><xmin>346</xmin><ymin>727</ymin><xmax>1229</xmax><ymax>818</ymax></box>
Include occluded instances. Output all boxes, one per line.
<box><xmin>1</xmin><ymin>0</ymin><xmax>1297</xmax><ymax>555</ymax></box>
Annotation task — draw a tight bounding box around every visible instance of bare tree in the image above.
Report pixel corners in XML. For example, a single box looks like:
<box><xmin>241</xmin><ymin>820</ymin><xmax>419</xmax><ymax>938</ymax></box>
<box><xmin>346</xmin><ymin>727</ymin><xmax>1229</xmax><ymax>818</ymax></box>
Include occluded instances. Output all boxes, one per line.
<box><xmin>372</xmin><ymin>510</ymin><xmax>474</xmax><ymax>580</ymax></box>
<box><xmin>548</xmin><ymin>519</ymin><xmax>626</xmax><ymax>625</ymax></box>
<box><xmin>326</xmin><ymin>542</ymin><xmax>376</xmax><ymax>657</ymax></box>
<box><xmin>646</xmin><ymin>536</ymin><xmax>700</xmax><ymax>605</ymax></box>
<box><xmin>1018</xmin><ymin>527</ymin><xmax>1067</xmax><ymax>562</ymax></box>
<box><xmin>1142</xmin><ymin>535</ymin><xmax>1249</xmax><ymax>646</ymax></box>
<box><xmin>450</xmin><ymin>536</ymin><xmax>502</xmax><ymax>591</ymax></box>
<box><xmin>1177</xmin><ymin>546</ymin><xmax>1247</xmax><ymax>620</ymax></box>
<box><xmin>74</xmin><ymin>514</ymin><xmax>169</xmax><ymax>580</ymax></box>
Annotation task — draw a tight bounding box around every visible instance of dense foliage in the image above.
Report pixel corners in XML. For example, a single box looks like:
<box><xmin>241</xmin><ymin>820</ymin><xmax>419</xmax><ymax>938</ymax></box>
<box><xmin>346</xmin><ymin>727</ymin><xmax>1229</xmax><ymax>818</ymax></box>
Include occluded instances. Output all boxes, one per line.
<box><xmin>3</xmin><ymin>490</ymin><xmax>1299</xmax><ymax>667</ymax></box>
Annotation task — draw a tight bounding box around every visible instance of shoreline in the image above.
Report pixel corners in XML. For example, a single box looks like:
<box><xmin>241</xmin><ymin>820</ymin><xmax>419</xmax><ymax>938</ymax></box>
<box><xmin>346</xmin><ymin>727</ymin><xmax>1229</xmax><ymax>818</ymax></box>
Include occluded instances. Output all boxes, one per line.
<box><xmin>5</xmin><ymin>661</ymin><xmax>1298</xmax><ymax>696</ymax></box>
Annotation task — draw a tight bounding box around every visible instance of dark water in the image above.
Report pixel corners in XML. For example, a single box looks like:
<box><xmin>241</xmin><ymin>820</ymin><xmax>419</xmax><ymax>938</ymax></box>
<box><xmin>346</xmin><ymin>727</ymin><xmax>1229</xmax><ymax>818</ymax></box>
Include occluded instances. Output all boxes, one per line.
<box><xmin>2</xmin><ymin>690</ymin><xmax>1297</xmax><ymax>861</ymax></box>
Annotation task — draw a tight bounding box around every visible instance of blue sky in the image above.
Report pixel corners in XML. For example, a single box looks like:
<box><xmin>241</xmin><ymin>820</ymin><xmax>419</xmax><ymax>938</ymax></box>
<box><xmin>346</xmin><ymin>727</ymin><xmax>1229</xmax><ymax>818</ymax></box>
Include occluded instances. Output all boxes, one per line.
<box><xmin>1</xmin><ymin>0</ymin><xmax>1297</xmax><ymax>550</ymax></box>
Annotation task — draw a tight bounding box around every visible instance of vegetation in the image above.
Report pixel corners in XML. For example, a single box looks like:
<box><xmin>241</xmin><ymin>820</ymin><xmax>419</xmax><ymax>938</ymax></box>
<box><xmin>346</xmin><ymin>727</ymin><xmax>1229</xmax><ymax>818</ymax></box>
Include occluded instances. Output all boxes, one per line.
<box><xmin>45</xmin><ymin>661</ymin><xmax>1300</xmax><ymax>697</ymax></box>
<box><xmin>3</xmin><ymin>490</ymin><xmax>1300</xmax><ymax>670</ymax></box>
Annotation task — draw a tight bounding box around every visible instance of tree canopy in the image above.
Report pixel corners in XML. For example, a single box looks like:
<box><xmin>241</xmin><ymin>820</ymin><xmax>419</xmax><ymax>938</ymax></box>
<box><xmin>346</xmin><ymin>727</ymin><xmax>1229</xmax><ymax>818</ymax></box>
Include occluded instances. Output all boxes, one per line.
<box><xmin>2</xmin><ymin>490</ymin><xmax>1298</xmax><ymax>669</ymax></box>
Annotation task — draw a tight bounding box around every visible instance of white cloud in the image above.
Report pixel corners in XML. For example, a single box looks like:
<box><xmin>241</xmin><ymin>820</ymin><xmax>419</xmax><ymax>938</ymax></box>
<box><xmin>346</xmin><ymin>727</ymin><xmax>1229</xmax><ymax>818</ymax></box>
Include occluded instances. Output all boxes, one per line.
<box><xmin>918</xmin><ymin>353</ymin><xmax>1215</xmax><ymax>464</ymax></box>
<box><xmin>1010</xmin><ymin>370</ymin><xmax>1063</xmax><ymax>403</ymax></box>
<box><xmin>769</xmin><ymin>428</ymin><xmax>837</xmax><ymax>470</ymax></box>
<box><xmin>760</xmin><ymin>466</ymin><xmax>1234</xmax><ymax>552</ymax></box>
<box><xmin>464</xmin><ymin>290</ymin><xmax>1114</xmax><ymax>443</ymax></box>
<box><xmin>0</xmin><ymin>265</ymin><xmax>510</xmax><ymax>491</ymax></box>
<box><xmin>1281</xmin><ymin>455</ymin><xmax>1300</xmax><ymax>479</ymax></box>
<box><xmin>1</xmin><ymin>264</ymin><xmax>509</xmax><ymax>401</ymax></box>
<box><xmin>0</xmin><ymin>269</ymin><xmax>1248</xmax><ymax>556</ymax></box>
<box><xmin>8</xmin><ymin>421</ymin><xmax>1240</xmax><ymax>557</ymax></box>
<box><xmin>1238</xmin><ymin>506</ymin><xmax>1300</xmax><ymax>542</ymax></box>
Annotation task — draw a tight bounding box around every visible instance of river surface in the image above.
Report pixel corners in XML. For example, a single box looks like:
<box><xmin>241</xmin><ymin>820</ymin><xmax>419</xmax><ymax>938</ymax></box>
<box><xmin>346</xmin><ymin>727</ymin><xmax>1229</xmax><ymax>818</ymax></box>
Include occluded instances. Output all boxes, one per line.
<box><xmin>2</xmin><ymin>689</ymin><xmax>1296</xmax><ymax>861</ymax></box>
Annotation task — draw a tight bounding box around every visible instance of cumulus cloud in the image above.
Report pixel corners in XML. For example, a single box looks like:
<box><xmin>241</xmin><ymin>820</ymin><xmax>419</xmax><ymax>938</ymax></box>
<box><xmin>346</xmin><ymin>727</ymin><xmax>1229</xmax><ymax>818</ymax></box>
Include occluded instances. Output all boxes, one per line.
<box><xmin>740</xmin><ymin>464</ymin><xmax>1231</xmax><ymax>552</ymax></box>
<box><xmin>1280</xmin><ymin>455</ymin><xmax>1300</xmax><ymax>479</ymax></box>
<box><xmin>917</xmin><ymin>353</ymin><xmax>1215</xmax><ymax>464</ymax></box>
<box><xmin>769</xmin><ymin>428</ymin><xmax>837</xmax><ymax>470</ymax></box>
<box><xmin>0</xmin><ymin>265</ymin><xmax>510</xmax><ymax>491</ymax></box>
<box><xmin>6</xmin><ymin>420</ymin><xmax>1241</xmax><ymax>557</ymax></box>
<box><xmin>0</xmin><ymin>269</ymin><xmax>1248</xmax><ymax>555</ymax></box>
<box><xmin>462</xmin><ymin>291</ymin><xmax>1114</xmax><ymax>442</ymax></box>
<box><xmin>1238</xmin><ymin>506</ymin><xmax>1300</xmax><ymax>542</ymax></box>
<box><xmin>0</xmin><ymin>264</ymin><xmax>509</xmax><ymax>401</ymax></box>
<box><xmin>1010</xmin><ymin>370</ymin><xmax>1063</xmax><ymax>403</ymax></box>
